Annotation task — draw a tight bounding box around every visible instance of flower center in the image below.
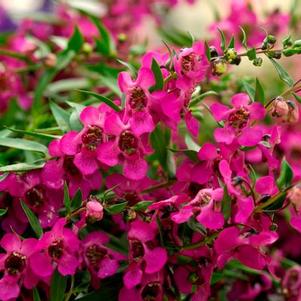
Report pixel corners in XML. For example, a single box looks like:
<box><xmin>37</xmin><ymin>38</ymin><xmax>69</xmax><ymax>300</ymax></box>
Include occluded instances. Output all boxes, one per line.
<box><xmin>123</xmin><ymin>191</ymin><xmax>141</xmax><ymax>206</ymax></box>
<box><xmin>181</xmin><ymin>53</ymin><xmax>197</xmax><ymax>73</ymax></box>
<box><xmin>48</xmin><ymin>239</ymin><xmax>64</xmax><ymax>260</ymax></box>
<box><xmin>25</xmin><ymin>185</ymin><xmax>45</xmax><ymax>209</ymax></box>
<box><xmin>228</xmin><ymin>107</ymin><xmax>250</xmax><ymax>129</ymax></box>
<box><xmin>86</xmin><ymin>244</ymin><xmax>107</xmax><ymax>267</ymax></box>
<box><xmin>63</xmin><ymin>156</ymin><xmax>80</xmax><ymax>176</ymax></box>
<box><xmin>82</xmin><ymin>125</ymin><xmax>103</xmax><ymax>151</ymax></box>
<box><xmin>130</xmin><ymin>240</ymin><xmax>144</xmax><ymax>259</ymax></box>
<box><xmin>118</xmin><ymin>130</ymin><xmax>138</xmax><ymax>155</ymax></box>
<box><xmin>129</xmin><ymin>87</ymin><xmax>147</xmax><ymax>111</ymax></box>
<box><xmin>5</xmin><ymin>252</ymin><xmax>26</xmax><ymax>275</ymax></box>
<box><xmin>141</xmin><ymin>282</ymin><xmax>161</xmax><ymax>301</ymax></box>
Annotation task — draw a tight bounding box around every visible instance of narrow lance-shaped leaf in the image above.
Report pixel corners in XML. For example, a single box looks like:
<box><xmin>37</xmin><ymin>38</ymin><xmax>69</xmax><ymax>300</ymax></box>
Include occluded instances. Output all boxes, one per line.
<box><xmin>268</xmin><ymin>58</ymin><xmax>294</xmax><ymax>87</ymax></box>
<box><xmin>78</xmin><ymin>90</ymin><xmax>121</xmax><ymax>112</ymax></box>
<box><xmin>20</xmin><ymin>200</ymin><xmax>43</xmax><ymax>238</ymax></box>
<box><xmin>105</xmin><ymin>202</ymin><xmax>128</xmax><ymax>215</ymax></box>
<box><xmin>50</xmin><ymin>269</ymin><xmax>68</xmax><ymax>301</ymax></box>
<box><xmin>64</xmin><ymin>182</ymin><xmax>71</xmax><ymax>215</ymax></box>
<box><xmin>50</xmin><ymin>102</ymin><xmax>71</xmax><ymax>132</ymax></box>
<box><xmin>0</xmin><ymin>162</ymin><xmax>45</xmax><ymax>173</ymax></box>
<box><xmin>67</xmin><ymin>26</ymin><xmax>84</xmax><ymax>53</ymax></box>
<box><xmin>0</xmin><ymin>208</ymin><xmax>8</xmax><ymax>217</ymax></box>
<box><xmin>277</xmin><ymin>159</ymin><xmax>293</xmax><ymax>189</ymax></box>
<box><xmin>217</xmin><ymin>28</ymin><xmax>226</xmax><ymax>51</ymax></box>
<box><xmin>149</xmin><ymin>58</ymin><xmax>164</xmax><ymax>92</ymax></box>
<box><xmin>0</xmin><ymin>138</ymin><xmax>48</xmax><ymax>155</ymax></box>
<box><xmin>255</xmin><ymin>78</ymin><xmax>265</xmax><ymax>104</ymax></box>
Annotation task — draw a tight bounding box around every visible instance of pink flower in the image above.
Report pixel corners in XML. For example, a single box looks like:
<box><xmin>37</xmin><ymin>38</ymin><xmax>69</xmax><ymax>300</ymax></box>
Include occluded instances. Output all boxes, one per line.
<box><xmin>211</xmin><ymin>93</ymin><xmax>265</xmax><ymax>146</ymax></box>
<box><xmin>97</xmin><ymin>112</ymin><xmax>151</xmax><ymax>180</ymax></box>
<box><xmin>118</xmin><ymin>67</ymin><xmax>155</xmax><ymax>135</ymax></box>
<box><xmin>82</xmin><ymin>232</ymin><xmax>124</xmax><ymax>283</ymax></box>
<box><xmin>86</xmin><ymin>199</ymin><xmax>104</xmax><ymax>221</ymax></box>
<box><xmin>123</xmin><ymin>220</ymin><xmax>167</xmax><ymax>289</ymax></box>
<box><xmin>214</xmin><ymin>226</ymin><xmax>269</xmax><ymax>270</ymax></box>
<box><xmin>31</xmin><ymin>218</ymin><xmax>80</xmax><ymax>277</ymax></box>
<box><xmin>0</xmin><ymin>234</ymin><xmax>38</xmax><ymax>300</ymax></box>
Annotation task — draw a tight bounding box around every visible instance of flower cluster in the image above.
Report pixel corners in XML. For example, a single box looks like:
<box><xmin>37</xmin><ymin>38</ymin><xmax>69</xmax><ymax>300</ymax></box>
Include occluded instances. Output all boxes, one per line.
<box><xmin>1</xmin><ymin>0</ymin><xmax>301</xmax><ymax>301</ymax></box>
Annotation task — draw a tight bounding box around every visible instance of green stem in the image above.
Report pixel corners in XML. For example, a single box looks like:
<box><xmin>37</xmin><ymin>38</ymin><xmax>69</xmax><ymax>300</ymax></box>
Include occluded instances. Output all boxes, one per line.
<box><xmin>65</xmin><ymin>276</ymin><xmax>74</xmax><ymax>301</ymax></box>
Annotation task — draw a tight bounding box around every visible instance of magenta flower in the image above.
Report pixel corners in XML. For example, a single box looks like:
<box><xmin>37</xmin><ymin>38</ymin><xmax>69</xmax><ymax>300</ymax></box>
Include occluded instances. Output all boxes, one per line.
<box><xmin>97</xmin><ymin>112</ymin><xmax>151</xmax><ymax>180</ymax></box>
<box><xmin>31</xmin><ymin>218</ymin><xmax>80</xmax><ymax>277</ymax></box>
<box><xmin>214</xmin><ymin>226</ymin><xmax>272</xmax><ymax>270</ymax></box>
<box><xmin>0</xmin><ymin>234</ymin><xmax>38</xmax><ymax>300</ymax></box>
<box><xmin>82</xmin><ymin>232</ymin><xmax>124</xmax><ymax>283</ymax></box>
<box><xmin>106</xmin><ymin>173</ymin><xmax>155</xmax><ymax>206</ymax></box>
<box><xmin>123</xmin><ymin>220</ymin><xmax>167</xmax><ymax>289</ymax></box>
<box><xmin>171</xmin><ymin>188</ymin><xmax>224</xmax><ymax>230</ymax></box>
<box><xmin>211</xmin><ymin>93</ymin><xmax>265</xmax><ymax>146</ymax></box>
<box><xmin>48</xmin><ymin>140</ymin><xmax>102</xmax><ymax>199</ymax></box>
<box><xmin>118</xmin><ymin>67</ymin><xmax>155</xmax><ymax>135</ymax></box>
<box><xmin>174</xmin><ymin>41</ymin><xmax>209</xmax><ymax>83</ymax></box>
<box><xmin>119</xmin><ymin>272</ymin><xmax>164</xmax><ymax>301</ymax></box>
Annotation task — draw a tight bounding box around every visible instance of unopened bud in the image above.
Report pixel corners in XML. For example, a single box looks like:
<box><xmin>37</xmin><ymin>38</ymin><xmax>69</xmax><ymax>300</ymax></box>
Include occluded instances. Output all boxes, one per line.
<box><xmin>253</xmin><ymin>57</ymin><xmax>263</xmax><ymax>67</ymax></box>
<box><xmin>211</xmin><ymin>58</ymin><xmax>227</xmax><ymax>76</ymax></box>
<box><xmin>272</xmin><ymin>97</ymin><xmax>299</xmax><ymax>123</ymax></box>
<box><xmin>209</xmin><ymin>46</ymin><xmax>218</xmax><ymax>58</ymax></box>
<box><xmin>288</xmin><ymin>185</ymin><xmax>301</xmax><ymax>212</ymax></box>
<box><xmin>118</xmin><ymin>33</ymin><xmax>127</xmax><ymax>43</ymax></box>
<box><xmin>86</xmin><ymin>198</ymin><xmax>103</xmax><ymax>222</ymax></box>
<box><xmin>82</xmin><ymin>42</ymin><xmax>93</xmax><ymax>54</ymax></box>
<box><xmin>43</xmin><ymin>53</ymin><xmax>57</xmax><ymax>67</ymax></box>
<box><xmin>224</xmin><ymin>48</ymin><xmax>237</xmax><ymax>62</ymax></box>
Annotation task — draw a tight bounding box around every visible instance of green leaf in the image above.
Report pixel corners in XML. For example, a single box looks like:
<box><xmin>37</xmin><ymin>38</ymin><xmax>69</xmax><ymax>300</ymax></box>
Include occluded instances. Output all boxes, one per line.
<box><xmin>240</xmin><ymin>26</ymin><xmax>248</xmax><ymax>49</ymax></box>
<box><xmin>0</xmin><ymin>137</ymin><xmax>48</xmax><ymax>155</ymax></box>
<box><xmin>190</xmin><ymin>91</ymin><xmax>219</xmax><ymax>107</ymax></box>
<box><xmin>50</xmin><ymin>102</ymin><xmax>71</xmax><ymax>132</ymax></box>
<box><xmin>149</xmin><ymin>58</ymin><xmax>164</xmax><ymax>92</ymax></box>
<box><xmin>105</xmin><ymin>202</ymin><xmax>128</xmax><ymax>215</ymax></box>
<box><xmin>241</xmin><ymin>80</ymin><xmax>255</xmax><ymax>101</ymax></box>
<box><xmin>228</xmin><ymin>36</ymin><xmax>235</xmax><ymax>49</ymax></box>
<box><xmin>263</xmin><ymin>191</ymin><xmax>287</xmax><ymax>211</ymax></box>
<box><xmin>0</xmin><ymin>208</ymin><xmax>8</xmax><ymax>217</ymax></box>
<box><xmin>33</xmin><ymin>288</ymin><xmax>41</xmax><ymax>301</ymax></box>
<box><xmin>5</xmin><ymin>127</ymin><xmax>60</xmax><ymax>140</ymax></box>
<box><xmin>78</xmin><ymin>90</ymin><xmax>121</xmax><ymax>112</ymax></box>
<box><xmin>268</xmin><ymin>58</ymin><xmax>294</xmax><ymax>87</ymax></box>
<box><xmin>50</xmin><ymin>270</ymin><xmax>68</xmax><ymax>301</ymax></box>
<box><xmin>255</xmin><ymin>78</ymin><xmax>265</xmax><ymax>104</ymax></box>
<box><xmin>293</xmin><ymin>93</ymin><xmax>301</xmax><ymax>103</ymax></box>
<box><xmin>67</xmin><ymin>26</ymin><xmax>84</xmax><ymax>53</ymax></box>
<box><xmin>20</xmin><ymin>200</ymin><xmax>43</xmax><ymax>238</ymax></box>
<box><xmin>0</xmin><ymin>162</ymin><xmax>45</xmax><ymax>172</ymax></box>
<box><xmin>150</xmin><ymin>124</ymin><xmax>171</xmax><ymax>171</ymax></box>
<box><xmin>90</xmin><ymin>16</ymin><xmax>115</xmax><ymax>56</ymax></box>
<box><xmin>217</xmin><ymin>28</ymin><xmax>226</xmax><ymax>51</ymax></box>
<box><xmin>222</xmin><ymin>186</ymin><xmax>232</xmax><ymax>219</ymax></box>
<box><xmin>205</xmin><ymin>41</ymin><xmax>211</xmax><ymax>61</ymax></box>
<box><xmin>64</xmin><ymin>182</ymin><xmax>71</xmax><ymax>215</ymax></box>
<box><xmin>246</xmin><ymin>48</ymin><xmax>256</xmax><ymax>61</ymax></box>
<box><xmin>132</xmin><ymin>201</ymin><xmax>153</xmax><ymax>211</ymax></box>
<box><xmin>277</xmin><ymin>159</ymin><xmax>293</xmax><ymax>189</ymax></box>
<box><xmin>71</xmin><ymin>189</ymin><xmax>82</xmax><ymax>211</ymax></box>
<box><xmin>32</xmin><ymin>51</ymin><xmax>75</xmax><ymax>113</ymax></box>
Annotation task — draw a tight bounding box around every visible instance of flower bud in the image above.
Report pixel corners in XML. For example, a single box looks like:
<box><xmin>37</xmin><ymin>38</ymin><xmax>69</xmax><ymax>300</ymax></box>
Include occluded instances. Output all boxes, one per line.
<box><xmin>118</xmin><ymin>33</ymin><xmax>127</xmax><ymax>43</ymax></box>
<box><xmin>224</xmin><ymin>48</ymin><xmax>237</xmax><ymax>63</ymax></box>
<box><xmin>86</xmin><ymin>198</ymin><xmax>104</xmax><ymax>222</ymax></box>
<box><xmin>43</xmin><ymin>53</ymin><xmax>57</xmax><ymax>67</ymax></box>
<box><xmin>82</xmin><ymin>43</ymin><xmax>93</xmax><ymax>55</ymax></box>
<box><xmin>288</xmin><ymin>185</ymin><xmax>301</xmax><ymax>212</ymax></box>
<box><xmin>271</xmin><ymin>97</ymin><xmax>299</xmax><ymax>123</ymax></box>
<box><xmin>253</xmin><ymin>57</ymin><xmax>263</xmax><ymax>67</ymax></box>
<box><xmin>209</xmin><ymin>46</ymin><xmax>218</xmax><ymax>58</ymax></box>
<box><xmin>211</xmin><ymin>58</ymin><xmax>227</xmax><ymax>76</ymax></box>
<box><xmin>271</xmin><ymin>96</ymin><xmax>289</xmax><ymax>120</ymax></box>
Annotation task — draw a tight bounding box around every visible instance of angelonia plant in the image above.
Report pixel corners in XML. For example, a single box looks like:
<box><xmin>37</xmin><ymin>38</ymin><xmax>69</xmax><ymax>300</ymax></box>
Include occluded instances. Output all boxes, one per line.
<box><xmin>1</xmin><ymin>0</ymin><xmax>301</xmax><ymax>300</ymax></box>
